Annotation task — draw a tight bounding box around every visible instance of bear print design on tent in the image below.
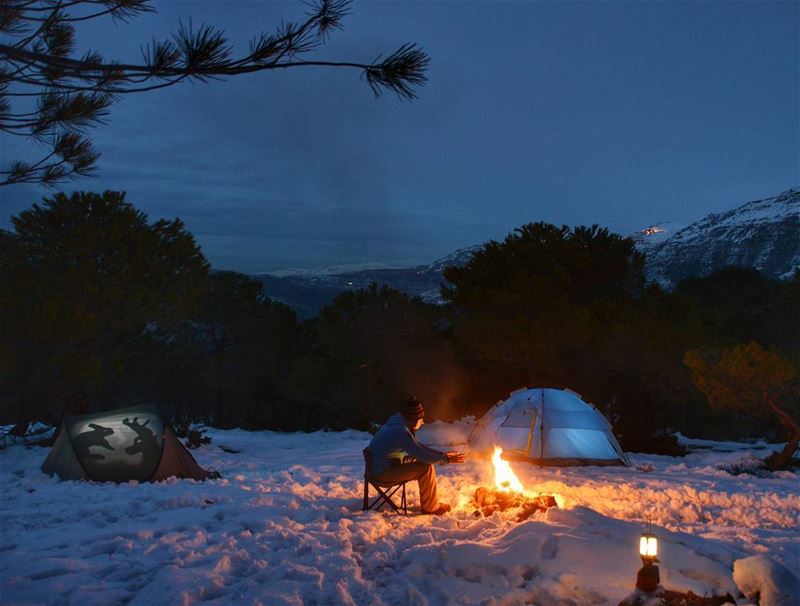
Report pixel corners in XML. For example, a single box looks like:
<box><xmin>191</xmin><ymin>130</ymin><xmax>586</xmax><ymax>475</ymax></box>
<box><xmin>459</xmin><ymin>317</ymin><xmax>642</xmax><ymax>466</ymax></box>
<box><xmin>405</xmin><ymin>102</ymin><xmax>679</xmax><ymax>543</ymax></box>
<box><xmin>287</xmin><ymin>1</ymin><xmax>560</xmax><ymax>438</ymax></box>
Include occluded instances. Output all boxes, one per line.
<box><xmin>42</xmin><ymin>403</ymin><xmax>214</xmax><ymax>482</ymax></box>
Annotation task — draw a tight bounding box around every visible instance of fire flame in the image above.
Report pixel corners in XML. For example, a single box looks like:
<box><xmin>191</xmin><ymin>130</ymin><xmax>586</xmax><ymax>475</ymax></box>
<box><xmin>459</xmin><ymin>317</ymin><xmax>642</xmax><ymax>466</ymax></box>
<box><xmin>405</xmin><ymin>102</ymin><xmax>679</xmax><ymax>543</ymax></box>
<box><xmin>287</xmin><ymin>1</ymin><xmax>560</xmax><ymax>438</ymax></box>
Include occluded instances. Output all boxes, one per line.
<box><xmin>492</xmin><ymin>446</ymin><xmax>524</xmax><ymax>494</ymax></box>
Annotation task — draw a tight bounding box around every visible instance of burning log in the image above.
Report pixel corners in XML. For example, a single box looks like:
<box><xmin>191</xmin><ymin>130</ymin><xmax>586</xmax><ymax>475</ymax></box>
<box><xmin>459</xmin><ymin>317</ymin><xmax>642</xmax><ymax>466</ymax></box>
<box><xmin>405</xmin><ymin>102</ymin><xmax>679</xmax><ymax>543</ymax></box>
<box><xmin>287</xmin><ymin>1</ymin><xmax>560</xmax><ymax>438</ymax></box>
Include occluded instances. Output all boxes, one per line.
<box><xmin>517</xmin><ymin>495</ymin><xmax>558</xmax><ymax>521</ymax></box>
<box><xmin>472</xmin><ymin>446</ymin><xmax>558</xmax><ymax>521</ymax></box>
<box><xmin>472</xmin><ymin>446</ymin><xmax>558</xmax><ymax>522</ymax></box>
<box><xmin>472</xmin><ymin>487</ymin><xmax>557</xmax><ymax>521</ymax></box>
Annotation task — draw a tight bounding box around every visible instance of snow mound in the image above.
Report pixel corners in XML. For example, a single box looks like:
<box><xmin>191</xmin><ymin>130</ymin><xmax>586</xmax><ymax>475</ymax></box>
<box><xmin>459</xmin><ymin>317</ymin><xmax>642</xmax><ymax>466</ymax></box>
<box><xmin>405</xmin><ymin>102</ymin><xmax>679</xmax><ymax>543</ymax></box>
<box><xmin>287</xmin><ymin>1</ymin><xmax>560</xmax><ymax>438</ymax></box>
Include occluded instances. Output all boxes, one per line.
<box><xmin>416</xmin><ymin>416</ymin><xmax>474</xmax><ymax>449</ymax></box>
<box><xmin>715</xmin><ymin>453</ymin><xmax>772</xmax><ymax>477</ymax></box>
<box><xmin>733</xmin><ymin>555</ymin><xmax>800</xmax><ymax>606</ymax></box>
<box><xmin>0</xmin><ymin>422</ymin><xmax>55</xmax><ymax>448</ymax></box>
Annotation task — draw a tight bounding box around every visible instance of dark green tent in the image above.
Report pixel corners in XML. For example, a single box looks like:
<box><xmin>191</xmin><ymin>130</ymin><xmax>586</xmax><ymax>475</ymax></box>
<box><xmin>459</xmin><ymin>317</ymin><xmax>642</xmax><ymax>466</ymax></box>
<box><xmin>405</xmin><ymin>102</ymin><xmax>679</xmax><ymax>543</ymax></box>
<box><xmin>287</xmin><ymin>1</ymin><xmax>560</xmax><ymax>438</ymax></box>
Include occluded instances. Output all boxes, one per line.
<box><xmin>42</xmin><ymin>403</ymin><xmax>212</xmax><ymax>482</ymax></box>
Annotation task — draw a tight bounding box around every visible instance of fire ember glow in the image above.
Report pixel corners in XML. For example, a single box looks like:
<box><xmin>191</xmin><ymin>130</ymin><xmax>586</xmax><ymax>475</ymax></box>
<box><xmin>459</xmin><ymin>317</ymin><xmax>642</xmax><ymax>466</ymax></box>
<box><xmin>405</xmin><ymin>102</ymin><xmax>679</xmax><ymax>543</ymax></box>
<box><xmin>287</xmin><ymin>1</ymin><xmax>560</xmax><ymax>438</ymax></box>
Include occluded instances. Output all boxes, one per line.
<box><xmin>472</xmin><ymin>446</ymin><xmax>559</xmax><ymax>521</ymax></box>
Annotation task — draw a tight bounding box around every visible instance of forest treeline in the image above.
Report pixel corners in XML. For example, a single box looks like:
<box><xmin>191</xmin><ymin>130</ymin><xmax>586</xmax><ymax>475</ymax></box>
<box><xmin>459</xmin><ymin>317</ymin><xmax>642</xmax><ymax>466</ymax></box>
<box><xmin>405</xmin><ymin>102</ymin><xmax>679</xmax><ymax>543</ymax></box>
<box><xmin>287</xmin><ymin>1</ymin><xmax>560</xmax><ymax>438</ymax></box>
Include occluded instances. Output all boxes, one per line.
<box><xmin>1</xmin><ymin>192</ymin><xmax>798</xmax><ymax>459</ymax></box>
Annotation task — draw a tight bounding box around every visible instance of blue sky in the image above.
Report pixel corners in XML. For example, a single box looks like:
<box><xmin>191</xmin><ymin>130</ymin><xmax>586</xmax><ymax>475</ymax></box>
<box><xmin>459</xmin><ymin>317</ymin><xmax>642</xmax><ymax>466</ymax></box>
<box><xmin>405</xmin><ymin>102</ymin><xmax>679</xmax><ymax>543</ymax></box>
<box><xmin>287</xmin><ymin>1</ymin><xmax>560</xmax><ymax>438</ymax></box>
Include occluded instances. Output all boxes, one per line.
<box><xmin>1</xmin><ymin>1</ymin><xmax>797</xmax><ymax>273</ymax></box>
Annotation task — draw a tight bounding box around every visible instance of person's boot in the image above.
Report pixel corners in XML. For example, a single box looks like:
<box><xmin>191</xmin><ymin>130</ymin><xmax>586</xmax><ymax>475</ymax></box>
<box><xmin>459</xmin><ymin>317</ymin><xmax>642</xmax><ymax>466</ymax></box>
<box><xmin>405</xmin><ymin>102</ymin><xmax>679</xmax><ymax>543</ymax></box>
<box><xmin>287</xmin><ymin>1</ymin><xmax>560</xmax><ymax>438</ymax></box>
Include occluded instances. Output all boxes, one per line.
<box><xmin>424</xmin><ymin>503</ymin><xmax>451</xmax><ymax>515</ymax></box>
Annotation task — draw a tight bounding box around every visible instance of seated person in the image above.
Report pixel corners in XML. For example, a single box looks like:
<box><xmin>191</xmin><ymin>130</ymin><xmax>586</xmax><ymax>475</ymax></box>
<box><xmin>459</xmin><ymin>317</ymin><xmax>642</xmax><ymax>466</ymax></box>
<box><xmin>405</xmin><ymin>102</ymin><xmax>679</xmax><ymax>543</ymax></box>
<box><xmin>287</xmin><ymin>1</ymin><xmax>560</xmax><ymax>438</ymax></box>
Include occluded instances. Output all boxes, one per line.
<box><xmin>368</xmin><ymin>397</ymin><xmax>466</xmax><ymax>515</ymax></box>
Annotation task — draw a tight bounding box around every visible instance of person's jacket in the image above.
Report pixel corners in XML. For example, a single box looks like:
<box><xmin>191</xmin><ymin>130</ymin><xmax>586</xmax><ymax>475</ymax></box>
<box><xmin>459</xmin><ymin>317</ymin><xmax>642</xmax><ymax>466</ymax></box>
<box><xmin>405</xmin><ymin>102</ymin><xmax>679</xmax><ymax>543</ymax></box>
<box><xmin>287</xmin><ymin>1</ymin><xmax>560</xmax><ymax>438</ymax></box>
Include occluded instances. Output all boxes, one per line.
<box><xmin>368</xmin><ymin>413</ymin><xmax>447</xmax><ymax>475</ymax></box>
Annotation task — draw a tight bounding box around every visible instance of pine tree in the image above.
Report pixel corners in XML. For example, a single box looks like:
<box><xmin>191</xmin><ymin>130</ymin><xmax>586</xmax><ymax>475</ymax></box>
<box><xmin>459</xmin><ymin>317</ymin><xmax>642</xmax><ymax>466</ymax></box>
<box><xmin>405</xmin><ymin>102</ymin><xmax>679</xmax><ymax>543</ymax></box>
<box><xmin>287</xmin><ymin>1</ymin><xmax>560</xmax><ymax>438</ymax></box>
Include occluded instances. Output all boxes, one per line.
<box><xmin>0</xmin><ymin>191</ymin><xmax>209</xmax><ymax>419</ymax></box>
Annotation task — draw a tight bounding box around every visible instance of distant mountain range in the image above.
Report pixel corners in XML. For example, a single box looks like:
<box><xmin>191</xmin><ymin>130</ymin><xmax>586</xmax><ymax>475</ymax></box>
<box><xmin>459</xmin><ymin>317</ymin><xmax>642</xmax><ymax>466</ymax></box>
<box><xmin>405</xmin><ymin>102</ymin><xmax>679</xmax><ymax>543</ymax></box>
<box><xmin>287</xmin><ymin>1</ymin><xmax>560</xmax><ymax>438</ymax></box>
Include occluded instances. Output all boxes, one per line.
<box><xmin>254</xmin><ymin>188</ymin><xmax>799</xmax><ymax>318</ymax></box>
<box><xmin>253</xmin><ymin>246</ymin><xmax>480</xmax><ymax>318</ymax></box>
<box><xmin>633</xmin><ymin>188</ymin><xmax>799</xmax><ymax>288</ymax></box>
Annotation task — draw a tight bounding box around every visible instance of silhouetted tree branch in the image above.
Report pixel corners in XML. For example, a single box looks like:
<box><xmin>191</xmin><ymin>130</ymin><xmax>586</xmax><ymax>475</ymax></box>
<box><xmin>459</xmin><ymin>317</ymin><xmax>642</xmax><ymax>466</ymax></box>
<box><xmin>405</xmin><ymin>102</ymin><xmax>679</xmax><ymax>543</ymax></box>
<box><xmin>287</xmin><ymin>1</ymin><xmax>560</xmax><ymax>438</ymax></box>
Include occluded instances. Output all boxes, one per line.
<box><xmin>0</xmin><ymin>0</ymin><xmax>430</xmax><ymax>186</ymax></box>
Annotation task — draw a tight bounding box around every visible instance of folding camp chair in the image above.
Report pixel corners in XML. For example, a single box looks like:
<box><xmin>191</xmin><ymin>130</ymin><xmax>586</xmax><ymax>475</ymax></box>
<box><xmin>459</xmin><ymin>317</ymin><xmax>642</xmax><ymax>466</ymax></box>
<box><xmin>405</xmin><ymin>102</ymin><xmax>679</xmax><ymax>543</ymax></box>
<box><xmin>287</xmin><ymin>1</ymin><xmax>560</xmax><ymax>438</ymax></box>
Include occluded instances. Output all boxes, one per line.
<box><xmin>362</xmin><ymin>448</ymin><xmax>408</xmax><ymax>515</ymax></box>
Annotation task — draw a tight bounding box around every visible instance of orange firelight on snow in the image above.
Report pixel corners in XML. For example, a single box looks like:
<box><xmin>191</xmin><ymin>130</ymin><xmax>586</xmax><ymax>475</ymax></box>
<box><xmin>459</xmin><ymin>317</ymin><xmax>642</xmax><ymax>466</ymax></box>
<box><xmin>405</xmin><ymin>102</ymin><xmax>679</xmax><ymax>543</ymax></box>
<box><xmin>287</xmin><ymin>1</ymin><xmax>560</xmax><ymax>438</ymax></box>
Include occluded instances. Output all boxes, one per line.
<box><xmin>491</xmin><ymin>446</ymin><xmax>524</xmax><ymax>494</ymax></box>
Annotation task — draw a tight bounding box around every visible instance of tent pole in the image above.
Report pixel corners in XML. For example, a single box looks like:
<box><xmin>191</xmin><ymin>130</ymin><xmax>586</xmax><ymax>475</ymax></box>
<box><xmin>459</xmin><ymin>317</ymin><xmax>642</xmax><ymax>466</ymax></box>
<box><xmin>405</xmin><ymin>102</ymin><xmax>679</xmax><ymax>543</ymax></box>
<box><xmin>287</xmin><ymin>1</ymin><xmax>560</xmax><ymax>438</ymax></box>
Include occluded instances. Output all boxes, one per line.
<box><xmin>539</xmin><ymin>390</ymin><xmax>545</xmax><ymax>467</ymax></box>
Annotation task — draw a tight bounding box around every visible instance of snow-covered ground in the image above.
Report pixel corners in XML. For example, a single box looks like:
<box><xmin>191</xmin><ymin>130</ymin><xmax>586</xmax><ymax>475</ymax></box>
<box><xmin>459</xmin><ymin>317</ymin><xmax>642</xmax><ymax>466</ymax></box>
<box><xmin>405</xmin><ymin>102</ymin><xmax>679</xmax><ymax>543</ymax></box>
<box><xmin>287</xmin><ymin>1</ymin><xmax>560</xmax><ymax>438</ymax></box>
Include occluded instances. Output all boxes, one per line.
<box><xmin>1</xmin><ymin>420</ymin><xmax>798</xmax><ymax>606</ymax></box>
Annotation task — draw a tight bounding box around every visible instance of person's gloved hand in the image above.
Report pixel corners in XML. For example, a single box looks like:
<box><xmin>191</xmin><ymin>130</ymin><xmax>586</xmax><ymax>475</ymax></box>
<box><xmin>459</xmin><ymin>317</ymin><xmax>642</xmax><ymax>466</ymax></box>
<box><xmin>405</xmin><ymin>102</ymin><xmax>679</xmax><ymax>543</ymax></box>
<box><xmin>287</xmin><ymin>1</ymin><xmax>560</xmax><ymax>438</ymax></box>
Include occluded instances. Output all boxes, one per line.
<box><xmin>446</xmin><ymin>451</ymin><xmax>467</xmax><ymax>464</ymax></box>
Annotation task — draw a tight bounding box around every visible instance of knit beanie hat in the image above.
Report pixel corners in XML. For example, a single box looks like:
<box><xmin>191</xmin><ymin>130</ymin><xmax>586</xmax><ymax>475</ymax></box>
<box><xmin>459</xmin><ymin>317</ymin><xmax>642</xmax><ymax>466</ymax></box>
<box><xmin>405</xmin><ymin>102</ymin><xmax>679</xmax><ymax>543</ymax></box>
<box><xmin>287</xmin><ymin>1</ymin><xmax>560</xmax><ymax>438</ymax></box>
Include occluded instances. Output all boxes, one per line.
<box><xmin>402</xmin><ymin>396</ymin><xmax>425</xmax><ymax>422</ymax></box>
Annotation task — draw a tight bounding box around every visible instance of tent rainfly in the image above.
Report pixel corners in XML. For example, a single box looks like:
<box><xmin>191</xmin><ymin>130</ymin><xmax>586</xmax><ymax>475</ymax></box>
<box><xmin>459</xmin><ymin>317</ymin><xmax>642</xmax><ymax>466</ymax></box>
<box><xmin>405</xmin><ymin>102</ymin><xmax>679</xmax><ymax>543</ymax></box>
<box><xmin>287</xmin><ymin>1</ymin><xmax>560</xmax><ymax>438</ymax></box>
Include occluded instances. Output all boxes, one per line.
<box><xmin>42</xmin><ymin>403</ymin><xmax>214</xmax><ymax>482</ymax></box>
<box><xmin>469</xmin><ymin>387</ymin><xmax>629</xmax><ymax>466</ymax></box>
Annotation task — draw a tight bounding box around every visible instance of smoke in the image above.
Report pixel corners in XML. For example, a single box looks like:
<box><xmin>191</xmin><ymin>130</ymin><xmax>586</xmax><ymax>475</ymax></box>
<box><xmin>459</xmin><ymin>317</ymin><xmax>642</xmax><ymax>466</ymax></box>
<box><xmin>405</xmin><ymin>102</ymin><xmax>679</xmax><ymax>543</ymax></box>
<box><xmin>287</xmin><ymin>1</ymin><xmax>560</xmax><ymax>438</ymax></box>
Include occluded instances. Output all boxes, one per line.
<box><xmin>383</xmin><ymin>341</ymin><xmax>473</xmax><ymax>422</ymax></box>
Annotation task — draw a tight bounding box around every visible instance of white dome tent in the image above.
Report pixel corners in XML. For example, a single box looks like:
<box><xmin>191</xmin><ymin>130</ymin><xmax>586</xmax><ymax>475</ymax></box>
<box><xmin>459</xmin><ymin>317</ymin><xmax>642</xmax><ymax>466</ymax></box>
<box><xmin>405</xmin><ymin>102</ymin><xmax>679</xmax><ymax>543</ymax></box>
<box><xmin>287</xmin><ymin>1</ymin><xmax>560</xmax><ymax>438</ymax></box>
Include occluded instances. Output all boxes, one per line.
<box><xmin>469</xmin><ymin>387</ymin><xmax>629</xmax><ymax>466</ymax></box>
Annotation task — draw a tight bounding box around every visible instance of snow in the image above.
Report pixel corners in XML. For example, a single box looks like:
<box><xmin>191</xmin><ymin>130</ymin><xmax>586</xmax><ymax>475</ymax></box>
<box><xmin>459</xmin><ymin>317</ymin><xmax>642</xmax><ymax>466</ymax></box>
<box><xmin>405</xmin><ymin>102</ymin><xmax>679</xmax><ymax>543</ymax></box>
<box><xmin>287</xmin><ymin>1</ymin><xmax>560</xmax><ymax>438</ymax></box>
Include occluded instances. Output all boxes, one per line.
<box><xmin>662</xmin><ymin>189</ymin><xmax>799</xmax><ymax>246</ymax></box>
<box><xmin>0</xmin><ymin>423</ymin><xmax>55</xmax><ymax>448</ymax></box>
<box><xmin>425</xmin><ymin>245</ymin><xmax>482</xmax><ymax>273</ymax></box>
<box><xmin>640</xmin><ymin>188</ymin><xmax>800</xmax><ymax>288</ymax></box>
<box><xmin>1</xmin><ymin>420</ymin><xmax>798</xmax><ymax>606</ymax></box>
<box><xmin>733</xmin><ymin>555</ymin><xmax>800</xmax><ymax>606</ymax></box>
<box><xmin>632</xmin><ymin>189</ymin><xmax>798</xmax><ymax>256</ymax></box>
<box><xmin>690</xmin><ymin>189</ymin><xmax>798</xmax><ymax>234</ymax></box>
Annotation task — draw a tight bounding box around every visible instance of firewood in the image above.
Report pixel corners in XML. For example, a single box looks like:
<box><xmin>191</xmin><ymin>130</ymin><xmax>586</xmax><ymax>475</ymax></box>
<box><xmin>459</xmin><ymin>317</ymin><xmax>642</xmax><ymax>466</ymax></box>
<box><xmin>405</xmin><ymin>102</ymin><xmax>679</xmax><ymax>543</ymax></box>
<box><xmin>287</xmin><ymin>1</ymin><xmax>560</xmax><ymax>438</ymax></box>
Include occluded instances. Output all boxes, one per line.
<box><xmin>471</xmin><ymin>487</ymin><xmax>558</xmax><ymax>520</ymax></box>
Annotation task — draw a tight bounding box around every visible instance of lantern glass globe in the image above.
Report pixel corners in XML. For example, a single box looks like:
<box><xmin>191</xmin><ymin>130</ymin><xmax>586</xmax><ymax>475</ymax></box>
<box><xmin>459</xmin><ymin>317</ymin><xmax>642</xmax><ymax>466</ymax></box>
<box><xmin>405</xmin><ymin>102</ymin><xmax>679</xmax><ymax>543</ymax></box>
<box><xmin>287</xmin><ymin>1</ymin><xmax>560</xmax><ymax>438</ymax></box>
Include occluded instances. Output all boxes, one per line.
<box><xmin>639</xmin><ymin>534</ymin><xmax>658</xmax><ymax>558</ymax></box>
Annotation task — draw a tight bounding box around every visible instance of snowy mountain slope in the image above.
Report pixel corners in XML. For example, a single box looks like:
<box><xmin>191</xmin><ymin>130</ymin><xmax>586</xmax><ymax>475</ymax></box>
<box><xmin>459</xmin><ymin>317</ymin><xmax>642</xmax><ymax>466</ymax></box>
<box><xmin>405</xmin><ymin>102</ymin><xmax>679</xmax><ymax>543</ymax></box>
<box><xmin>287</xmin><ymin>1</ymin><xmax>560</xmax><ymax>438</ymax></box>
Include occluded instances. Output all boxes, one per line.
<box><xmin>640</xmin><ymin>189</ymin><xmax>800</xmax><ymax>288</ymax></box>
<box><xmin>257</xmin><ymin>189</ymin><xmax>799</xmax><ymax>316</ymax></box>
<box><xmin>424</xmin><ymin>245</ymin><xmax>482</xmax><ymax>274</ymax></box>
<box><xmin>1</xmin><ymin>424</ymin><xmax>798</xmax><ymax>605</ymax></box>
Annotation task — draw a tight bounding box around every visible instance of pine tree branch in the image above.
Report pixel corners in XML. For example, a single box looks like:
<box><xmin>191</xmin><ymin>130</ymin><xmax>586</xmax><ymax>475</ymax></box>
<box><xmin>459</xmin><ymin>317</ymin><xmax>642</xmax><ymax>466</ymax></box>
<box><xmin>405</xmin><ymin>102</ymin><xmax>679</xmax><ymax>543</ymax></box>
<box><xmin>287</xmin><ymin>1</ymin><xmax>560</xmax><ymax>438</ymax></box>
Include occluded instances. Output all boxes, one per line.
<box><xmin>0</xmin><ymin>0</ymin><xmax>429</xmax><ymax>186</ymax></box>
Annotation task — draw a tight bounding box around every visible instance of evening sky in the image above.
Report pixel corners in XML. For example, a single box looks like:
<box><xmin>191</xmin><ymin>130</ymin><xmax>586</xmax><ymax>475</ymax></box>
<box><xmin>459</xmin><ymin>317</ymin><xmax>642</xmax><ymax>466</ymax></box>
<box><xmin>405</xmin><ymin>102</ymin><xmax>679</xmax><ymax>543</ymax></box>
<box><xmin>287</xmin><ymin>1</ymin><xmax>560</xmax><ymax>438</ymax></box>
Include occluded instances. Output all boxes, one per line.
<box><xmin>1</xmin><ymin>1</ymin><xmax>797</xmax><ymax>273</ymax></box>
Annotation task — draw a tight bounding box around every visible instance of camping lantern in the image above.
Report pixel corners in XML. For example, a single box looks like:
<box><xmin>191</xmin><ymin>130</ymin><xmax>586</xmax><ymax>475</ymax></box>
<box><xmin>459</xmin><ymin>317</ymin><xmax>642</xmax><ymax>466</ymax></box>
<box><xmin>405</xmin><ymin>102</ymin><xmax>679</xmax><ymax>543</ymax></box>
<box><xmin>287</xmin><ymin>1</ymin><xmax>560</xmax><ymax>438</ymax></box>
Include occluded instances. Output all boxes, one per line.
<box><xmin>639</xmin><ymin>533</ymin><xmax>658</xmax><ymax>563</ymax></box>
<box><xmin>635</xmin><ymin>532</ymin><xmax>660</xmax><ymax>593</ymax></box>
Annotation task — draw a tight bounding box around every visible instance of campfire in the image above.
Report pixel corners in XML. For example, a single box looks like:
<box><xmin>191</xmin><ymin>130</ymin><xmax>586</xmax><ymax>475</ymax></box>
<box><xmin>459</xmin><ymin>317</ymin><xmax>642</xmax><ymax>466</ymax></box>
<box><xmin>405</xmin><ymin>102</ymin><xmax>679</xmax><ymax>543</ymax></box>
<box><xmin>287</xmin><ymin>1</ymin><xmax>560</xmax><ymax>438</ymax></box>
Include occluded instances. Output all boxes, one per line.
<box><xmin>472</xmin><ymin>447</ymin><xmax>559</xmax><ymax>522</ymax></box>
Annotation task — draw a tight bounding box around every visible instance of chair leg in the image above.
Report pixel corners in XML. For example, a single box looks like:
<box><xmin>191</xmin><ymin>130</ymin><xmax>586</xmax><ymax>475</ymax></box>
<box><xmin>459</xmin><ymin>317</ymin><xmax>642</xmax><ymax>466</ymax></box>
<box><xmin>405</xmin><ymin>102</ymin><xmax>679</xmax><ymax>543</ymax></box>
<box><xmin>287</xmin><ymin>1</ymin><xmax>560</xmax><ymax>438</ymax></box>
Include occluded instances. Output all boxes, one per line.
<box><xmin>368</xmin><ymin>485</ymin><xmax>387</xmax><ymax>511</ymax></box>
<box><xmin>363</xmin><ymin>476</ymin><xmax>408</xmax><ymax>516</ymax></box>
<box><xmin>367</xmin><ymin>483</ymin><xmax>403</xmax><ymax>514</ymax></box>
<box><xmin>370</xmin><ymin>484</ymin><xmax>400</xmax><ymax>512</ymax></box>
